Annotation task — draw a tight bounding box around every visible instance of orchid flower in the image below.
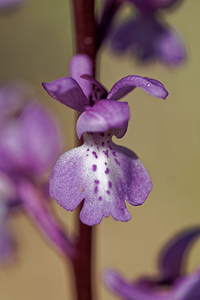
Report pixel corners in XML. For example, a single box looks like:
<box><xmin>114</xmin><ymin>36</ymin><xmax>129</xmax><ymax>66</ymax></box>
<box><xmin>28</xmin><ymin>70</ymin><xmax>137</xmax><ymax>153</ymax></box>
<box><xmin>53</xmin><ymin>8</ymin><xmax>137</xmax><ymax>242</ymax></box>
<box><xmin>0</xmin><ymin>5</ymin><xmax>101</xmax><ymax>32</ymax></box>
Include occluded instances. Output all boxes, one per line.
<box><xmin>43</xmin><ymin>54</ymin><xmax>168</xmax><ymax>226</ymax></box>
<box><xmin>0</xmin><ymin>85</ymin><xmax>63</xmax><ymax>177</ymax></box>
<box><xmin>101</xmin><ymin>0</ymin><xmax>186</xmax><ymax>65</ymax></box>
<box><xmin>0</xmin><ymin>82</ymin><xmax>73</xmax><ymax>261</ymax></box>
<box><xmin>104</xmin><ymin>227</ymin><xmax>200</xmax><ymax>299</ymax></box>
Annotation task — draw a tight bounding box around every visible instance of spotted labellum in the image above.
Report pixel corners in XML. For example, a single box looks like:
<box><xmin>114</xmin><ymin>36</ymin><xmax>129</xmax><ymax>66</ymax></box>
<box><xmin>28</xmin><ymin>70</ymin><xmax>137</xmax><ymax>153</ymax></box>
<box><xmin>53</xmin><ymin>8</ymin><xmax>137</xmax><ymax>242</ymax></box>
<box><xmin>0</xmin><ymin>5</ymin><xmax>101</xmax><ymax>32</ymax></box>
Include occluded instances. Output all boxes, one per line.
<box><xmin>43</xmin><ymin>54</ymin><xmax>168</xmax><ymax>226</ymax></box>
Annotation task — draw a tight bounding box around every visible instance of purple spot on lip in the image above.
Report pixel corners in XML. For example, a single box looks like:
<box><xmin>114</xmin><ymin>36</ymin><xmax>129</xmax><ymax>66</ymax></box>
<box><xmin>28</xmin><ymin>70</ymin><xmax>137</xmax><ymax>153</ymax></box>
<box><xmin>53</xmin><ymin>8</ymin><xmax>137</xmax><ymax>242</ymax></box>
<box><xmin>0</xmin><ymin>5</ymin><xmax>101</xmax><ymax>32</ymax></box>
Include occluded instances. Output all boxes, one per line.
<box><xmin>92</xmin><ymin>151</ymin><xmax>98</xmax><ymax>159</ymax></box>
<box><xmin>99</xmin><ymin>196</ymin><xmax>102</xmax><ymax>201</ymax></box>
<box><xmin>105</xmin><ymin>162</ymin><xmax>107</xmax><ymax>165</ymax></box>
<box><xmin>94</xmin><ymin>180</ymin><xmax>99</xmax><ymax>184</ymax></box>
<box><xmin>106</xmin><ymin>190</ymin><xmax>110</xmax><ymax>194</ymax></box>
<box><xmin>115</xmin><ymin>158</ymin><xmax>120</xmax><ymax>166</ymax></box>
<box><xmin>87</xmin><ymin>148</ymin><xmax>89</xmax><ymax>151</ymax></box>
<box><xmin>94</xmin><ymin>186</ymin><xmax>98</xmax><ymax>194</ymax></box>
<box><xmin>102</xmin><ymin>142</ymin><xmax>105</xmax><ymax>146</ymax></box>
<box><xmin>92</xmin><ymin>164</ymin><xmax>97</xmax><ymax>171</ymax></box>
<box><xmin>91</xmin><ymin>144</ymin><xmax>93</xmax><ymax>147</ymax></box>
<box><xmin>109</xmin><ymin>145</ymin><xmax>113</xmax><ymax>150</ymax></box>
<box><xmin>103</xmin><ymin>150</ymin><xmax>109</xmax><ymax>158</ymax></box>
<box><xmin>97</xmin><ymin>146</ymin><xmax>99</xmax><ymax>150</ymax></box>
<box><xmin>112</xmin><ymin>151</ymin><xmax>116</xmax><ymax>156</ymax></box>
<box><xmin>105</xmin><ymin>168</ymin><xmax>110</xmax><ymax>174</ymax></box>
<box><xmin>108</xmin><ymin>181</ymin><xmax>112</xmax><ymax>189</ymax></box>
<box><xmin>86</xmin><ymin>154</ymin><xmax>89</xmax><ymax>157</ymax></box>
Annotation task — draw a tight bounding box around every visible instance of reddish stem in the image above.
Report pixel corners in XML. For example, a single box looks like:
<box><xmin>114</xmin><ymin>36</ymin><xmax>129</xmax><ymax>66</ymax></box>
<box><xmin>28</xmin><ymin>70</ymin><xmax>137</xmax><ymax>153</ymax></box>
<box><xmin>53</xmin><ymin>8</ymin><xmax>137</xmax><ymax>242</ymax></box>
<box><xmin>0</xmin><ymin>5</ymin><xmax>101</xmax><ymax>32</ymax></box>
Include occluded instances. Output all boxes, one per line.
<box><xmin>71</xmin><ymin>0</ymin><xmax>96</xmax><ymax>67</ymax></box>
<box><xmin>70</xmin><ymin>1</ymin><xmax>97</xmax><ymax>300</ymax></box>
<box><xmin>72</xmin><ymin>204</ymin><xmax>94</xmax><ymax>300</ymax></box>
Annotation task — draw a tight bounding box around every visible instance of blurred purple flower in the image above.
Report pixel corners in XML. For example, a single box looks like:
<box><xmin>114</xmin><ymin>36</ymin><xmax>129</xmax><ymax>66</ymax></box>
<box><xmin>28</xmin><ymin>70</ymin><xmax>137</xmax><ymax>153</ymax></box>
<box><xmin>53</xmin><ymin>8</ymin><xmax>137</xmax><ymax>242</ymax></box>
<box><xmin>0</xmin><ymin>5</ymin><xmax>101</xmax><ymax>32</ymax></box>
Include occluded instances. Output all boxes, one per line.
<box><xmin>0</xmin><ymin>82</ymin><xmax>74</xmax><ymax>262</ymax></box>
<box><xmin>104</xmin><ymin>227</ymin><xmax>200</xmax><ymax>299</ymax></box>
<box><xmin>43</xmin><ymin>54</ymin><xmax>168</xmax><ymax>226</ymax></box>
<box><xmin>100</xmin><ymin>0</ymin><xmax>186</xmax><ymax>65</ymax></box>
<box><xmin>0</xmin><ymin>83</ymin><xmax>63</xmax><ymax>177</ymax></box>
<box><xmin>0</xmin><ymin>0</ymin><xmax>27</xmax><ymax>11</ymax></box>
<box><xmin>130</xmin><ymin>0</ymin><xmax>183</xmax><ymax>11</ymax></box>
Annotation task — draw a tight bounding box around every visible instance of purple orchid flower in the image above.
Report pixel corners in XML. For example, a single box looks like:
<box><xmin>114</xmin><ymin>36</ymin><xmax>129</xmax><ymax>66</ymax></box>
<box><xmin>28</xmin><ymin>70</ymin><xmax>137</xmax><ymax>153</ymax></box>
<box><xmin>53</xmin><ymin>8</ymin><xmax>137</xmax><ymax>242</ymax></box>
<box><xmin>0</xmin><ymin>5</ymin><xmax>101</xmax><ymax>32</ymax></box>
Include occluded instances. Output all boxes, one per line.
<box><xmin>0</xmin><ymin>87</ymin><xmax>63</xmax><ymax>176</ymax></box>
<box><xmin>42</xmin><ymin>54</ymin><xmax>168</xmax><ymax>226</ymax></box>
<box><xmin>0</xmin><ymin>82</ymin><xmax>74</xmax><ymax>262</ymax></box>
<box><xmin>104</xmin><ymin>227</ymin><xmax>200</xmax><ymax>299</ymax></box>
<box><xmin>101</xmin><ymin>0</ymin><xmax>186</xmax><ymax>65</ymax></box>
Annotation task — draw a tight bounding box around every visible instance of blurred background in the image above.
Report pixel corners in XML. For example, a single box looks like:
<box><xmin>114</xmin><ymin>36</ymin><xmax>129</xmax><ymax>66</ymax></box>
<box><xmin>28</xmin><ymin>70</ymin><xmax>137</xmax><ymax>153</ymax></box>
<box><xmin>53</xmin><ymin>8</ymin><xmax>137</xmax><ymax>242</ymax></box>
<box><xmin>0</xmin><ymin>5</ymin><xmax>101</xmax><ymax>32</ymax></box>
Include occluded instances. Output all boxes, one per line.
<box><xmin>0</xmin><ymin>0</ymin><xmax>200</xmax><ymax>299</ymax></box>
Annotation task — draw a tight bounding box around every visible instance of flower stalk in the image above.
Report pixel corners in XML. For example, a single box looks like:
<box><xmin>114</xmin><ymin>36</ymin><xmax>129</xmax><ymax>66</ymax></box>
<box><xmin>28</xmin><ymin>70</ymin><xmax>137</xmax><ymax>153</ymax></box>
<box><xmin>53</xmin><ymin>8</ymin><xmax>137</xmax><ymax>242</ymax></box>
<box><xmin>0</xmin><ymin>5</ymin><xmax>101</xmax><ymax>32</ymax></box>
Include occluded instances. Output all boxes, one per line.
<box><xmin>70</xmin><ymin>1</ymin><xmax>97</xmax><ymax>299</ymax></box>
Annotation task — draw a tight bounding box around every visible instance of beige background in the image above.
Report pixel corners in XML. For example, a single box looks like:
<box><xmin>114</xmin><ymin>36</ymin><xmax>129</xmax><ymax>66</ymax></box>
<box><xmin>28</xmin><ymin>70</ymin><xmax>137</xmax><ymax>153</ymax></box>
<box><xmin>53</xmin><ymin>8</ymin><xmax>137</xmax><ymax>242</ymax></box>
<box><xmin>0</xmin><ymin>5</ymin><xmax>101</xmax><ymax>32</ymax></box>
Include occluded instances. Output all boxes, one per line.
<box><xmin>0</xmin><ymin>0</ymin><xmax>200</xmax><ymax>299</ymax></box>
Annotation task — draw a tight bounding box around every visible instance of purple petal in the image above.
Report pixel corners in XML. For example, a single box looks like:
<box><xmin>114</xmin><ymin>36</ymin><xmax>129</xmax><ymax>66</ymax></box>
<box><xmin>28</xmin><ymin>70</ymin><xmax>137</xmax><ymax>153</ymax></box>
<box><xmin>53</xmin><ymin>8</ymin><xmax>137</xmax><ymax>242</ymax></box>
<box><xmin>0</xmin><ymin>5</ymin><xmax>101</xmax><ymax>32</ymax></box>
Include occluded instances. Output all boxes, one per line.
<box><xmin>104</xmin><ymin>270</ymin><xmax>162</xmax><ymax>300</ymax></box>
<box><xmin>113</xmin><ymin>144</ymin><xmax>152</xmax><ymax>206</ymax></box>
<box><xmin>49</xmin><ymin>132</ymin><xmax>151</xmax><ymax>226</ymax></box>
<box><xmin>172</xmin><ymin>269</ymin><xmax>200</xmax><ymax>300</ymax></box>
<box><xmin>0</xmin><ymin>101</ymin><xmax>63</xmax><ymax>175</ymax></box>
<box><xmin>0</xmin><ymin>171</ymin><xmax>16</xmax><ymax>200</ymax></box>
<box><xmin>156</xmin><ymin>29</ymin><xmax>187</xmax><ymax>65</ymax></box>
<box><xmin>110</xmin><ymin>15</ymin><xmax>165</xmax><ymax>60</ymax></box>
<box><xmin>110</xmin><ymin>12</ymin><xmax>185</xmax><ymax>66</ymax></box>
<box><xmin>76</xmin><ymin>100</ymin><xmax>130</xmax><ymax>139</ymax></box>
<box><xmin>107</xmin><ymin>75</ymin><xmax>168</xmax><ymax>100</ymax></box>
<box><xmin>158</xmin><ymin>227</ymin><xmax>200</xmax><ymax>281</ymax></box>
<box><xmin>19</xmin><ymin>102</ymin><xmax>63</xmax><ymax>174</ymax></box>
<box><xmin>129</xmin><ymin>0</ymin><xmax>181</xmax><ymax>10</ymax></box>
<box><xmin>0</xmin><ymin>120</ymin><xmax>25</xmax><ymax>171</ymax></box>
<box><xmin>0</xmin><ymin>82</ymin><xmax>30</xmax><ymax>120</ymax></box>
<box><xmin>49</xmin><ymin>147</ymin><xmax>86</xmax><ymax>212</ymax></box>
<box><xmin>111</xmin><ymin>18</ymin><xmax>143</xmax><ymax>53</ymax></box>
<box><xmin>42</xmin><ymin>77</ymin><xmax>89</xmax><ymax>112</ymax></box>
<box><xmin>69</xmin><ymin>54</ymin><xmax>93</xmax><ymax>98</ymax></box>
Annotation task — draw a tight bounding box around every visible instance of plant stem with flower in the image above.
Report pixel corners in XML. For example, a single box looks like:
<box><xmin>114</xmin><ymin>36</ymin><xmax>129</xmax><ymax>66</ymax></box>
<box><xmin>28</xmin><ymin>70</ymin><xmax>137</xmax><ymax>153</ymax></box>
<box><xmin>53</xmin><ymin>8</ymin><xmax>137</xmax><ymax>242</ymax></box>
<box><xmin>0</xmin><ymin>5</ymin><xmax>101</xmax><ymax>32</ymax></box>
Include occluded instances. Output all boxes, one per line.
<box><xmin>70</xmin><ymin>1</ymin><xmax>96</xmax><ymax>299</ymax></box>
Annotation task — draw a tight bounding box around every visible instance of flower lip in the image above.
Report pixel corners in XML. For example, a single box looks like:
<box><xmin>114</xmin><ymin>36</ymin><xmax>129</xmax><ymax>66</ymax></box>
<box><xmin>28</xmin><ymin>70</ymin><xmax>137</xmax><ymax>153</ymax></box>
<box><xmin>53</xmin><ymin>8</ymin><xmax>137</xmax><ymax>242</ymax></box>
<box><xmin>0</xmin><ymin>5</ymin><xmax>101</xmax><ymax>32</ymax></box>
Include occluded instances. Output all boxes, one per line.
<box><xmin>49</xmin><ymin>129</ymin><xmax>152</xmax><ymax>225</ymax></box>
